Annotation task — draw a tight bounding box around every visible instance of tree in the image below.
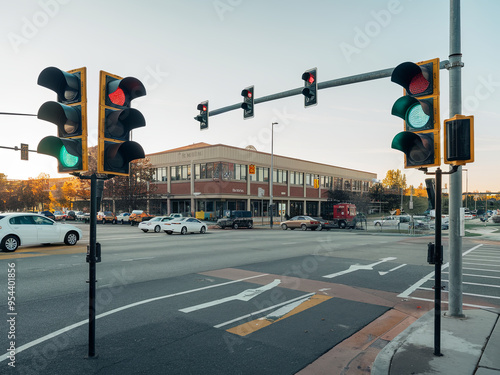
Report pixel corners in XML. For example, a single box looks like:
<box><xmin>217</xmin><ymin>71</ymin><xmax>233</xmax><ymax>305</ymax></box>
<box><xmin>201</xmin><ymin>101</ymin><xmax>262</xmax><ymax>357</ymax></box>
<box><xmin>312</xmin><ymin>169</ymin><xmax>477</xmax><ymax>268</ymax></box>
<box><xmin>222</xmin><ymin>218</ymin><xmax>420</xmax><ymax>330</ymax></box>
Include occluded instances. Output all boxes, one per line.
<box><xmin>382</xmin><ymin>169</ymin><xmax>407</xmax><ymax>190</ymax></box>
<box><xmin>412</xmin><ymin>183</ymin><xmax>428</xmax><ymax>198</ymax></box>
<box><xmin>102</xmin><ymin>157</ymin><xmax>157</xmax><ymax>212</ymax></box>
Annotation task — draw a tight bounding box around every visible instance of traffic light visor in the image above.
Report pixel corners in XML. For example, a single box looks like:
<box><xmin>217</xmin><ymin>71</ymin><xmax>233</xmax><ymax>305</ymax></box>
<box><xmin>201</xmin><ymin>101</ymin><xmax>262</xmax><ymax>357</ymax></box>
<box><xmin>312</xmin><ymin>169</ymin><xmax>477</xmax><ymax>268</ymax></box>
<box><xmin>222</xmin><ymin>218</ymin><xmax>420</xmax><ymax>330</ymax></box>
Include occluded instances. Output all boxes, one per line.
<box><xmin>38</xmin><ymin>67</ymin><xmax>80</xmax><ymax>103</ymax></box>
<box><xmin>104</xmin><ymin>74</ymin><xmax>146</xmax><ymax>108</ymax></box>
<box><xmin>104</xmin><ymin>108</ymin><xmax>146</xmax><ymax>140</ymax></box>
<box><xmin>104</xmin><ymin>141</ymin><xmax>145</xmax><ymax>172</ymax></box>
<box><xmin>302</xmin><ymin>72</ymin><xmax>315</xmax><ymax>84</ymax></box>
<box><xmin>391</xmin><ymin>62</ymin><xmax>434</xmax><ymax>97</ymax></box>
<box><xmin>241</xmin><ymin>89</ymin><xmax>252</xmax><ymax>98</ymax></box>
<box><xmin>391</xmin><ymin>131</ymin><xmax>435</xmax><ymax>166</ymax></box>
<box><xmin>392</xmin><ymin>96</ymin><xmax>435</xmax><ymax>132</ymax></box>
<box><xmin>38</xmin><ymin>101</ymin><xmax>82</xmax><ymax>137</ymax></box>
<box><xmin>37</xmin><ymin>136</ymin><xmax>82</xmax><ymax>168</ymax></box>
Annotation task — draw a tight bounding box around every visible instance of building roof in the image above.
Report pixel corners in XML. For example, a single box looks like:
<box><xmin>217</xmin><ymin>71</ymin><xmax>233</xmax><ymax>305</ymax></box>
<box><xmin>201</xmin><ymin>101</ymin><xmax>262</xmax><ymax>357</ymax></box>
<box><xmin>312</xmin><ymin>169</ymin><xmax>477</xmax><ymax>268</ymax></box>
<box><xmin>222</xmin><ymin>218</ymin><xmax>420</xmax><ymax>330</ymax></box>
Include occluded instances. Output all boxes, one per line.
<box><xmin>147</xmin><ymin>143</ymin><xmax>376</xmax><ymax>179</ymax></box>
<box><xmin>148</xmin><ymin>142</ymin><xmax>212</xmax><ymax>155</ymax></box>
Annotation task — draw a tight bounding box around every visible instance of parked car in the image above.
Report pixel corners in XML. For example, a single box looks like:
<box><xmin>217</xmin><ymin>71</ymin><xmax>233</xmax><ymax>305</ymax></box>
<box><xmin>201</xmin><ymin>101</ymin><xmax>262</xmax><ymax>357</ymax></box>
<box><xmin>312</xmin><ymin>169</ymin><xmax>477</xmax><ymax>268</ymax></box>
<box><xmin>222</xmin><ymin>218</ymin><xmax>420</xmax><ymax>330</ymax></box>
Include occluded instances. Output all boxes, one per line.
<box><xmin>66</xmin><ymin>211</ymin><xmax>77</xmax><ymax>220</ymax></box>
<box><xmin>53</xmin><ymin>211</ymin><xmax>66</xmax><ymax>221</ymax></box>
<box><xmin>311</xmin><ymin>217</ymin><xmax>336</xmax><ymax>231</ymax></box>
<box><xmin>280</xmin><ymin>216</ymin><xmax>320</xmax><ymax>231</ymax></box>
<box><xmin>116</xmin><ymin>212</ymin><xmax>131</xmax><ymax>224</ymax></box>
<box><xmin>39</xmin><ymin>210</ymin><xmax>56</xmax><ymax>221</ymax></box>
<box><xmin>97</xmin><ymin>211</ymin><xmax>117</xmax><ymax>224</ymax></box>
<box><xmin>75</xmin><ymin>211</ymin><xmax>86</xmax><ymax>221</ymax></box>
<box><xmin>216</xmin><ymin>210</ymin><xmax>253</xmax><ymax>229</ymax></box>
<box><xmin>138</xmin><ymin>216</ymin><xmax>173</xmax><ymax>233</ymax></box>
<box><xmin>0</xmin><ymin>212</ymin><xmax>82</xmax><ymax>252</ymax></box>
<box><xmin>373</xmin><ymin>216</ymin><xmax>404</xmax><ymax>227</ymax></box>
<box><xmin>162</xmin><ymin>217</ymin><xmax>207</xmax><ymax>235</ymax></box>
<box><xmin>129</xmin><ymin>210</ymin><xmax>153</xmax><ymax>226</ymax></box>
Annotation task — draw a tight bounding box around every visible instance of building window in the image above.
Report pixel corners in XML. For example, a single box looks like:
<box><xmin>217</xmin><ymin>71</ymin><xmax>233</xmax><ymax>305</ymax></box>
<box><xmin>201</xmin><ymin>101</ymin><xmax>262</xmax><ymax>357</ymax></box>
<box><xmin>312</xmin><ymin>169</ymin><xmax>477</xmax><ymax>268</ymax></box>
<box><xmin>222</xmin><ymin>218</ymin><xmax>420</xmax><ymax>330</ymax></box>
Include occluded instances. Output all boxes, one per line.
<box><xmin>171</xmin><ymin>165</ymin><xmax>190</xmax><ymax>181</ymax></box>
<box><xmin>290</xmin><ymin>171</ymin><xmax>303</xmax><ymax>185</ymax></box>
<box><xmin>334</xmin><ymin>177</ymin><xmax>343</xmax><ymax>190</ymax></box>
<box><xmin>344</xmin><ymin>179</ymin><xmax>351</xmax><ymax>191</ymax></box>
<box><xmin>306</xmin><ymin>173</ymin><xmax>313</xmax><ymax>186</ymax></box>
<box><xmin>250</xmin><ymin>166</ymin><xmax>269</xmax><ymax>182</ymax></box>
<box><xmin>321</xmin><ymin>176</ymin><xmax>333</xmax><ymax>189</ymax></box>
<box><xmin>234</xmin><ymin>164</ymin><xmax>247</xmax><ymax>181</ymax></box>
<box><xmin>272</xmin><ymin>169</ymin><xmax>287</xmax><ymax>183</ymax></box>
<box><xmin>153</xmin><ymin>167</ymin><xmax>167</xmax><ymax>182</ymax></box>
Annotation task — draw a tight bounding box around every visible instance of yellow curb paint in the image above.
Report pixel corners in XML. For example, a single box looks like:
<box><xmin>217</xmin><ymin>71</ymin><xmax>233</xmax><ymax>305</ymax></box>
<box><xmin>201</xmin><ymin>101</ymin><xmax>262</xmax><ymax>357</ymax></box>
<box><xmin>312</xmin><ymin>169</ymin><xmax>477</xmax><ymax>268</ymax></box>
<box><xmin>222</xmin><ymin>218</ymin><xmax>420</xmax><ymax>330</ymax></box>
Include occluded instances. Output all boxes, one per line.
<box><xmin>227</xmin><ymin>294</ymin><xmax>332</xmax><ymax>337</ymax></box>
<box><xmin>0</xmin><ymin>245</ymin><xmax>86</xmax><ymax>259</ymax></box>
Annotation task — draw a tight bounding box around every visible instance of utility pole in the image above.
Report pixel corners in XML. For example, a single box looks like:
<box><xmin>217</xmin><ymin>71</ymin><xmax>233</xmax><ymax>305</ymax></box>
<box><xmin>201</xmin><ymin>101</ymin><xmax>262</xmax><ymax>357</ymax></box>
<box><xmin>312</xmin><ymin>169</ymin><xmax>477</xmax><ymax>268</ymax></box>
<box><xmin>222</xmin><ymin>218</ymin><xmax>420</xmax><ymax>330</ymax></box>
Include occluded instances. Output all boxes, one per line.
<box><xmin>447</xmin><ymin>0</ymin><xmax>464</xmax><ymax>317</ymax></box>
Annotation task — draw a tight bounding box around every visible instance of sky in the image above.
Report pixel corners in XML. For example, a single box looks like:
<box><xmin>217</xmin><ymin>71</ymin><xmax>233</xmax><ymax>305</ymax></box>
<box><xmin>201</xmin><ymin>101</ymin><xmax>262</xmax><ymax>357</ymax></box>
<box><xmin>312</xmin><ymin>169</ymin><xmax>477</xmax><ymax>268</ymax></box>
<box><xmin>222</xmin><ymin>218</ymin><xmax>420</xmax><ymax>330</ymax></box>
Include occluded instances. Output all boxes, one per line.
<box><xmin>1</xmin><ymin>0</ymin><xmax>499</xmax><ymax>193</ymax></box>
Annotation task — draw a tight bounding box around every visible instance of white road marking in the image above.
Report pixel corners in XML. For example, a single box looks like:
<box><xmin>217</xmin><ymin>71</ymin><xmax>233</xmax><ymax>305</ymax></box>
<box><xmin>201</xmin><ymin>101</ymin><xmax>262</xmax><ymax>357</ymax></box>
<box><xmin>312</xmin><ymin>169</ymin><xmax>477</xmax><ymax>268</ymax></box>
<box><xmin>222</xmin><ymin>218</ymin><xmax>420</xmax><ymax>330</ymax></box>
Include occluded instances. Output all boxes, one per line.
<box><xmin>378</xmin><ymin>263</ymin><xmax>407</xmax><ymax>276</ymax></box>
<box><xmin>121</xmin><ymin>257</ymin><xmax>156</xmax><ymax>262</ymax></box>
<box><xmin>180</xmin><ymin>279</ymin><xmax>281</xmax><ymax>313</ymax></box>
<box><xmin>323</xmin><ymin>257</ymin><xmax>397</xmax><ymax>279</ymax></box>
<box><xmin>407</xmin><ymin>296</ymin><xmax>493</xmax><ymax>309</ymax></box>
<box><xmin>0</xmin><ymin>273</ymin><xmax>269</xmax><ymax>363</ymax></box>
<box><xmin>214</xmin><ymin>293</ymin><xmax>315</xmax><ymax>329</ymax></box>
<box><xmin>398</xmin><ymin>244</ymin><xmax>483</xmax><ymax>299</ymax></box>
<box><xmin>443</xmin><ymin>272</ymin><xmax>500</xmax><ymax>280</ymax></box>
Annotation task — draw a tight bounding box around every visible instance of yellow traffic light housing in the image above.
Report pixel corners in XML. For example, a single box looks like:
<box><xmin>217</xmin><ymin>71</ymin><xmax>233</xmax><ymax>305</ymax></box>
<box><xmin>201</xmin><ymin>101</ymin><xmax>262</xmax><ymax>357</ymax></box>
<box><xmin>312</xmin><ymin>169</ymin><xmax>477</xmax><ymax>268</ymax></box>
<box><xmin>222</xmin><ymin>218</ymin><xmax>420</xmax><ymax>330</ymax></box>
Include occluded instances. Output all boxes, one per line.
<box><xmin>444</xmin><ymin>114</ymin><xmax>474</xmax><ymax>165</ymax></box>
<box><xmin>98</xmin><ymin>70</ymin><xmax>146</xmax><ymax>176</ymax></box>
<box><xmin>37</xmin><ymin>67</ymin><xmax>88</xmax><ymax>173</ymax></box>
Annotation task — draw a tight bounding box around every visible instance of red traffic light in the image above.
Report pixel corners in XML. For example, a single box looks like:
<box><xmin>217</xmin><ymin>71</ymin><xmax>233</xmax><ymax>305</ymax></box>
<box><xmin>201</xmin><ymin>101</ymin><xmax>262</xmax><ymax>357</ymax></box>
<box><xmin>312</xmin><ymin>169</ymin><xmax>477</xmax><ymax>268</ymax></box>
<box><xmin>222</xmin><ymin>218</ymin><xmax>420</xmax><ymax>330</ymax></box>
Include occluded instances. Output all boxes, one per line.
<box><xmin>241</xmin><ymin>89</ymin><xmax>252</xmax><ymax>98</ymax></box>
<box><xmin>302</xmin><ymin>72</ymin><xmax>315</xmax><ymax>84</ymax></box>
<box><xmin>391</xmin><ymin>61</ymin><xmax>437</xmax><ymax>98</ymax></box>
<box><xmin>197</xmin><ymin>103</ymin><xmax>207</xmax><ymax>112</ymax></box>
<box><xmin>108</xmin><ymin>87</ymin><xmax>126</xmax><ymax>106</ymax></box>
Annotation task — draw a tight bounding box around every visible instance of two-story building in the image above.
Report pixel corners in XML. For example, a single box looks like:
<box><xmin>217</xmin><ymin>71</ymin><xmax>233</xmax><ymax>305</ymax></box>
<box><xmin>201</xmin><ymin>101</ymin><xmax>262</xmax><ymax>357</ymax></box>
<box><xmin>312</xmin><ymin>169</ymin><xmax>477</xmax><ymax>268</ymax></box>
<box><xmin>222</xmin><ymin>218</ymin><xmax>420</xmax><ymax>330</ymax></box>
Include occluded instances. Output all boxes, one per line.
<box><xmin>147</xmin><ymin>142</ymin><xmax>376</xmax><ymax>220</ymax></box>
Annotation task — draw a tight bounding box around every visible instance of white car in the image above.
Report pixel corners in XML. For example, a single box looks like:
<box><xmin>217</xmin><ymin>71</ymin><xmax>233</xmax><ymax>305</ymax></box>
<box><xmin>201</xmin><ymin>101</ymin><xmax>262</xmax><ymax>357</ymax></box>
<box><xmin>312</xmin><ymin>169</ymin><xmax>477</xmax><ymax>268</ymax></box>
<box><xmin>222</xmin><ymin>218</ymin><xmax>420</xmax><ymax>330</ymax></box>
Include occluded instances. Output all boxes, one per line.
<box><xmin>0</xmin><ymin>212</ymin><xmax>83</xmax><ymax>252</ymax></box>
<box><xmin>138</xmin><ymin>216</ymin><xmax>172</xmax><ymax>233</ymax></box>
<box><xmin>116</xmin><ymin>212</ymin><xmax>131</xmax><ymax>224</ymax></box>
<box><xmin>162</xmin><ymin>217</ymin><xmax>207</xmax><ymax>235</ymax></box>
<box><xmin>373</xmin><ymin>216</ymin><xmax>402</xmax><ymax>227</ymax></box>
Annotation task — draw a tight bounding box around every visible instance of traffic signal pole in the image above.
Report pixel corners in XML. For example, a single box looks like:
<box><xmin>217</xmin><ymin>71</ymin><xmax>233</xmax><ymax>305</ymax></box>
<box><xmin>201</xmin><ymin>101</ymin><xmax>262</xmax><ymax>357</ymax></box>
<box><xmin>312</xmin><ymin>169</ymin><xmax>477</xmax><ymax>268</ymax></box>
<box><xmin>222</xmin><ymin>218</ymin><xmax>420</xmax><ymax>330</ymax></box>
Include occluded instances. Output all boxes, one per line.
<box><xmin>447</xmin><ymin>0</ymin><xmax>464</xmax><ymax>318</ymax></box>
<box><xmin>88</xmin><ymin>174</ymin><xmax>97</xmax><ymax>358</ymax></box>
<box><xmin>79</xmin><ymin>173</ymin><xmax>105</xmax><ymax>358</ymax></box>
<box><xmin>206</xmin><ymin>62</ymin><xmax>449</xmax><ymax>118</ymax></box>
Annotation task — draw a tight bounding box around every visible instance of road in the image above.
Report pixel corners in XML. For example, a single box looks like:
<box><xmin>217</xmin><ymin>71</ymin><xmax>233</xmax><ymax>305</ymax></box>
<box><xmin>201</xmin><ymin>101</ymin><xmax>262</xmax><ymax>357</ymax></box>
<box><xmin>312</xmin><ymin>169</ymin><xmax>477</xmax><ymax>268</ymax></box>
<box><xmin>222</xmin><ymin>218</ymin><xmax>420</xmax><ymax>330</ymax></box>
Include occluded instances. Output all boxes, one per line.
<box><xmin>0</xmin><ymin>223</ymin><xmax>499</xmax><ymax>374</ymax></box>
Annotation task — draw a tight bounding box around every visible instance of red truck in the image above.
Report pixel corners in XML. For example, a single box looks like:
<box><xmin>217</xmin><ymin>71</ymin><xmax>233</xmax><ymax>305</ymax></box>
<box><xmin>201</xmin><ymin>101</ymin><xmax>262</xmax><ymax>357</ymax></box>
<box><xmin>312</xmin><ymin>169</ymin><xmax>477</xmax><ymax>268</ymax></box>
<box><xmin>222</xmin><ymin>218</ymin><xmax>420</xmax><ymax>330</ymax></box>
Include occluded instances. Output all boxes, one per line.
<box><xmin>320</xmin><ymin>202</ymin><xmax>357</xmax><ymax>229</ymax></box>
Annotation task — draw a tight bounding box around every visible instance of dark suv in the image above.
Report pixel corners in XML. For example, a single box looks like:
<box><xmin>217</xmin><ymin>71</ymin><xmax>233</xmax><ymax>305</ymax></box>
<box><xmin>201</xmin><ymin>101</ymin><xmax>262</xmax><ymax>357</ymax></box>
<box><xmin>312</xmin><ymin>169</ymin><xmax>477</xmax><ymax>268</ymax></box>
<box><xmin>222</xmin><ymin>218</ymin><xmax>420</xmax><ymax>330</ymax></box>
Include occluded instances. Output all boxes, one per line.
<box><xmin>217</xmin><ymin>210</ymin><xmax>253</xmax><ymax>229</ymax></box>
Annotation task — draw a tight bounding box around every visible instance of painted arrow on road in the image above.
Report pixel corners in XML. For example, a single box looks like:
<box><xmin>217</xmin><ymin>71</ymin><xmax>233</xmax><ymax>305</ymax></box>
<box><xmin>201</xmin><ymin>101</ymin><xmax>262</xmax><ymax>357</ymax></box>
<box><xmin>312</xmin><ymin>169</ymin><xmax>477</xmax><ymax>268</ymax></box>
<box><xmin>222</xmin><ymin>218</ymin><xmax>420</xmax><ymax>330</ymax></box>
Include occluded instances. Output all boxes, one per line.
<box><xmin>322</xmin><ymin>257</ymin><xmax>397</xmax><ymax>279</ymax></box>
<box><xmin>179</xmin><ymin>279</ymin><xmax>281</xmax><ymax>313</ymax></box>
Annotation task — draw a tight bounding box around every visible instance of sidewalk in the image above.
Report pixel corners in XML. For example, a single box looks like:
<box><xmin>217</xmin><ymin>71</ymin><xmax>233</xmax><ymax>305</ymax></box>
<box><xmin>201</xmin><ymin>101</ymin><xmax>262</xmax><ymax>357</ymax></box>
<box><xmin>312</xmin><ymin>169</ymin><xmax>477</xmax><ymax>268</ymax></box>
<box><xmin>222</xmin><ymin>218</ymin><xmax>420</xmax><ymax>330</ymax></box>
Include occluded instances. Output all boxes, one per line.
<box><xmin>372</xmin><ymin>308</ymin><xmax>500</xmax><ymax>375</ymax></box>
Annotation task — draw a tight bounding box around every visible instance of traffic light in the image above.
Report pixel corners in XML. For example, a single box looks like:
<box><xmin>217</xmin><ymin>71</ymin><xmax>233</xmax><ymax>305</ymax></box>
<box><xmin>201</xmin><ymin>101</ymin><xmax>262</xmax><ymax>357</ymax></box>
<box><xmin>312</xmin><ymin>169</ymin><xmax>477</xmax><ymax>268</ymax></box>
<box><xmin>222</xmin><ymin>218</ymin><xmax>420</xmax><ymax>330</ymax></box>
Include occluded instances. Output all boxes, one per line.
<box><xmin>37</xmin><ymin>67</ymin><xmax>87</xmax><ymax>173</ymax></box>
<box><xmin>301</xmin><ymin>68</ymin><xmax>317</xmax><ymax>107</ymax></box>
<box><xmin>444</xmin><ymin>114</ymin><xmax>474</xmax><ymax>165</ymax></box>
<box><xmin>241</xmin><ymin>86</ymin><xmax>254</xmax><ymax>119</ymax></box>
<box><xmin>195</xmin><ymin>100</ymin><xmax>209</xmax><ymax>130</ymax></box>
<box><xmin>98</xmin><ymin>70</ymin><xmax>146</xmax><ymax>176</ymax></box>
<box><xmin>390</xmin><ymin>58</ymin><xmax>440</xmax><ymax>168</ymax></box>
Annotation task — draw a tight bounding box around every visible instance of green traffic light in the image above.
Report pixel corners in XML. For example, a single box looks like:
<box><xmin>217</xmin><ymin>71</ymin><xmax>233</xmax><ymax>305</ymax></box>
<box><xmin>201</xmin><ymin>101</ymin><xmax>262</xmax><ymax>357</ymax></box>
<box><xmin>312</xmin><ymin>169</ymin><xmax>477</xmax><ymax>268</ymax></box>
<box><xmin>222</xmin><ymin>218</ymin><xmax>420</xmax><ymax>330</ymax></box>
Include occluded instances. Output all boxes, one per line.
<box><xmin>392</xmin><ymin>96</ymin><xmax>434</xmax><ymax>132</ymax></box>
<box><xmin>59</xmin><ymin>145</ymin><xmax>80</xmax><ymax>168</ymax></box>
<box><xmin>406</xmin><ymin>103</ymin><xmax>430</xmax><ymax>130</ymax></box>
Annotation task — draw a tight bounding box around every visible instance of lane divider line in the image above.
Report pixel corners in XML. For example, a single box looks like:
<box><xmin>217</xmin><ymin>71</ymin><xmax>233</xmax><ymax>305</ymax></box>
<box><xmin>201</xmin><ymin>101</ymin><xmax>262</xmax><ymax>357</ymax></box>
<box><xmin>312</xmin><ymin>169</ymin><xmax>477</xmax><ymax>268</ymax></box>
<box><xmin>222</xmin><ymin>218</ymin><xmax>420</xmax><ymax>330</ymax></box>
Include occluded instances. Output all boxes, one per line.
<box><xmin>0</xmin><ymin>273</ymin><xmax>269</xmax><ymax>363</ymax></box>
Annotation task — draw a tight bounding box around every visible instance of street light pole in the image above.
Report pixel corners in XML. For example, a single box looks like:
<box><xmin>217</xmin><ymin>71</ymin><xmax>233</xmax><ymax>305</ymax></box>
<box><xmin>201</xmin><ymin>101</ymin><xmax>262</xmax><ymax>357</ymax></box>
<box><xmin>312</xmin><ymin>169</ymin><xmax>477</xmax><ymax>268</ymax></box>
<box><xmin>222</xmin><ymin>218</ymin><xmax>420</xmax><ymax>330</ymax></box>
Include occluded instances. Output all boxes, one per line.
<box><xmin>270</xmin><ymin>122</ymin><xmax>278</xmax><ymax>228</ymax></box>
<box><xmin>463</xmin><ymin>169</ymin><xmax>468</xmax><ymax>209</ymax></box>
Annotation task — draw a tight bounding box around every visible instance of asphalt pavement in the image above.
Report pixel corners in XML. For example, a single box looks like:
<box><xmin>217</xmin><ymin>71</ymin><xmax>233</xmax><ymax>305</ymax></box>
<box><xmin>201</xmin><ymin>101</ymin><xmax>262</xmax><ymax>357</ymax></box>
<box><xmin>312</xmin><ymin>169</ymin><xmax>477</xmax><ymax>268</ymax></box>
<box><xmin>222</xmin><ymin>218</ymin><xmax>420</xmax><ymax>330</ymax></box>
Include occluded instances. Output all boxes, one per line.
<box><xmin>2</xmin><ymin>221</ymin><xmax>499</xmax><ymax>374</ymax></box>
